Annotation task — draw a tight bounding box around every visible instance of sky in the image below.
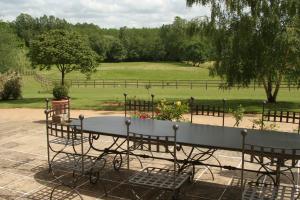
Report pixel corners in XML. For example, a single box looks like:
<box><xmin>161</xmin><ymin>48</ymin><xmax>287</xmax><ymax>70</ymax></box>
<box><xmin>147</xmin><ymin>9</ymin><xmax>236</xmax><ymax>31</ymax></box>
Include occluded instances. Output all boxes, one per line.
<box><xmin>0</xmin><ymin>0</ymin><xmax>210</xmax><ymax>28</ymax></box>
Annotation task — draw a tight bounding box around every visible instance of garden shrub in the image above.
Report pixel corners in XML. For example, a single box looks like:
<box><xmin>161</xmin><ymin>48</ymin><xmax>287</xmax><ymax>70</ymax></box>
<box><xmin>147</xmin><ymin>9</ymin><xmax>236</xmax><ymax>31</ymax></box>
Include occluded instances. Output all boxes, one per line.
<box><xmin>230</xmin><ymin>104</ymin><xmax>245</xmax><ymax>127</ymax></box>
<box><xmin>155</xmin><ymin>99</ymin><xmax>188</xmax><ymax>121</ymax></box>
<box><xmin>52</xmin><ymin>84</ymin><xmax>69</xmax><ymax>100</ymax></box>
<box><xmin>0</xmin><ymin>72</ymin><xmax>22</xmax><ymax>100</ymax></box>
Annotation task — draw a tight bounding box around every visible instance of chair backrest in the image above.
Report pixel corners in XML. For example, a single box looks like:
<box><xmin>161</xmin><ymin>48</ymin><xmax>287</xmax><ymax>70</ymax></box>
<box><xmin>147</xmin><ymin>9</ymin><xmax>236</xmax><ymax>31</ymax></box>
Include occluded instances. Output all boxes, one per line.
<box><xmin>190</xmin><ymin>97</ymin><xmax>226</xmax><ymax>126</ymax></box>
<box><xmin>45</xmin><ymin>112</ymin><xmax>85</xmax><ymax>173</ymax></box>
<box><xmin>45</xmin><ymin>109</ymin><xmax>83</xmax><ymax>140</ymax></box>
<box><xmin>261</xmin><ymin>101</ymin><xmax>300</xmax><ymax>133</ymax></box>
<box><xmin>124</xmin><ymin>93</ymin><xmax>155</xmax><ymax>118</ymax></box>
<box><xmin>240</xmin><ymin>129</ymin><xmax>300</xmax><ymax>188</ymax></box>
<box><xmin>125</xmin><ymin>119</ymin><xmax>179</xmax><ymax>174</ymax></box>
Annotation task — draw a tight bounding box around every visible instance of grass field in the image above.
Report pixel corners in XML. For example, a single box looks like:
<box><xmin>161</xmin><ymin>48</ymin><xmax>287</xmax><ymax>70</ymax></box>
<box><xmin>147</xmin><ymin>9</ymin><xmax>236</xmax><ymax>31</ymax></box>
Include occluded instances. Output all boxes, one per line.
<box><xmin>40</xmin><ymin>62</ymin><xmax>216</xmax><ymax>81</ymax></box>
<box><xmin>0</xmin><ymin>62</ymin><xmax>299</xmax><ymax>113</ymax></box>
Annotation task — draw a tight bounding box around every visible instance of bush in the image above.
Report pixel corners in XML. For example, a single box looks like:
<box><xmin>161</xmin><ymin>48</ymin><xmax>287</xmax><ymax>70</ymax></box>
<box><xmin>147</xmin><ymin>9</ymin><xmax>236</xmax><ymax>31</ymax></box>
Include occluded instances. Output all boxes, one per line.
<box><xmin>52</xmin><ymin>84</ymin><xmax>69</xmax><ymax>100</ymax></box>
<box><xmin>230</xmin><ymin>104</ymin><xmax>245</xmax><ymax>127</ymax></box>
<box><xmin>0</xmin><ymin>72</ymin><xmax>22</xmax><ymax>100</ymax></box>
<box><xmin>155</xmin><ymin>99</ymin><xmax>188</xmax><ymax>121</ymax></box>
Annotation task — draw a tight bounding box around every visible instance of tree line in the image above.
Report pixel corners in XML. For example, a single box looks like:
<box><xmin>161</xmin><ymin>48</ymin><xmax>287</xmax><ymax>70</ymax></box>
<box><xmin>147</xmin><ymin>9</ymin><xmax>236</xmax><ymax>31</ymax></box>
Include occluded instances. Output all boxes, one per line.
<box><xmin>0</xmin><ymin>13</ymin><xmax>211</xmax><ymax>70</ymax></box>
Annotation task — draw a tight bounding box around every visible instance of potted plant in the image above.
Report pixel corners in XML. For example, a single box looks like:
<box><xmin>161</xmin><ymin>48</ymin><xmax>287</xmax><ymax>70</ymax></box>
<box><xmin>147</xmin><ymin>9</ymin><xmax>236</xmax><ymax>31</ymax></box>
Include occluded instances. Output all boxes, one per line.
<box><xmin>51</xmin><ymin>83</ymin><xmax>70</xmax><ymax>118</ymax></box>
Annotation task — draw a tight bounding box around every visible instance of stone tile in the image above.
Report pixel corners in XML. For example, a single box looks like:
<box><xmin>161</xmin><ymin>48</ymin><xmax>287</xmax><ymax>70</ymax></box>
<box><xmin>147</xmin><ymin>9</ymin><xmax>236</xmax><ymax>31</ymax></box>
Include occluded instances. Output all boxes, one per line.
<box><xmin>184</xmin><ymin>181</ymin><xmax>226</xmax><ymax>199</ymax></box>
<box><xmin>0</xmin><ymin>172</ymin><xmax>24</xmax><ymax>187</ymax></box>
<box><xmin>107</xmin><ymin>183</ymin><xmax>149</xmax><ymax>200</ymax></box>
<box><xmin>19</xmin><ymin>183</ymin><xmax>82</xmax><ymax>200</ymax></box>
<box><xmin>5</xmin><ymin>176</ymin><xmax>51</xmax><ymax>194</ymax></box>
<box><xmin>0</xmin><ymin>188</ymin><xmax>23</xmax><ymax>200</ymax></box>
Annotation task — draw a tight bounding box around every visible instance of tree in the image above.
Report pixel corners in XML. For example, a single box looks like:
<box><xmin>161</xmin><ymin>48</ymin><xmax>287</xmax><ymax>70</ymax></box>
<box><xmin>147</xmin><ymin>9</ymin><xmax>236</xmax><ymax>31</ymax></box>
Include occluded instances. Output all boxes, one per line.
<box><xmin>107</xmin><ymin>40</ymin><xmax>127</xmax><ymax>62</ymax></box>
<box><xmin>160</xmin><ymin>17</ymin><xmax>188</xmax><ymax>61</ymax></box>
<box><xmin>184</xmin><ymin>40</ymin><xmax>208</xmax><ymax>66</ymax></box>
<box><xmin>0</xmin><ymin>21</ymin><xmax>25</xmax><ymax>73</ymax></box>
<box><xmin>15</xmin><ymin>13</ymin><xmax>36</xmax><ymax>46</ymax></box>
<box><xmin>29</xmin><ymin>29</ymin><xmax>98</xmax><ymax>85</ymax></box>
<box><xmin>187</xmin><ymin>0</ymin><xmax>300</xmax><ymax>103</ymax></box>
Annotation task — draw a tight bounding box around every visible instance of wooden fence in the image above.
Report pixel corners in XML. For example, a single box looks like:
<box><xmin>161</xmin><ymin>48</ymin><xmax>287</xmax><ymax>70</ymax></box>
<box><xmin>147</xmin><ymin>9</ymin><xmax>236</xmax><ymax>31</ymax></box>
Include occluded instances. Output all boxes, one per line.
<box><xmin>19</xmin><ymin>70</ymin><xmax>300</xmax><ymax>90</ymax></box>
<box><xmin>59</xmin><ymin>79</ymin><xmax>299</xmax><ymax>90</ymax></box>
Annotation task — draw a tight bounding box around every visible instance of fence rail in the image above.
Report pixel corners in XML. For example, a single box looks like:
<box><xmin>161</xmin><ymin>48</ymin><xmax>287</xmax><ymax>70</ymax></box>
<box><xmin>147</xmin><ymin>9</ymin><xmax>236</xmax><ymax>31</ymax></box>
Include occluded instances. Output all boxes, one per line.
<box><xmin>20</xmin><ymin>71</ymin><xmax>300</xmax><ymax>90</ymax></box>
<box><xmin>62</xmin><ymin>79</ymin><xmax>300</xmax><ymax>90</ymax></box>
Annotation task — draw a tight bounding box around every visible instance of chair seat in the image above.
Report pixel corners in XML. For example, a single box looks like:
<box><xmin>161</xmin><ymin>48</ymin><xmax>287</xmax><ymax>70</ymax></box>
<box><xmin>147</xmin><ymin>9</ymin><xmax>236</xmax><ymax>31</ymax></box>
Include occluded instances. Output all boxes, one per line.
<box><xmin>49</xmin><ymin>136</ymin><xmax>89</xmax><ymax>146</ymax></box>
<box><xmin>243</xmin><ymin>182</ymin><xmax>299</xmax><ymax>200</ymax></box>
<box><xmin>129</xmin><ymin>167</ymin><xmax>191</xmax><ymax>190</ymax></box>
<box><xmin>51</xmin><ymin>154</ymin><xmax>105</xmax><ymax>173</ymax></box>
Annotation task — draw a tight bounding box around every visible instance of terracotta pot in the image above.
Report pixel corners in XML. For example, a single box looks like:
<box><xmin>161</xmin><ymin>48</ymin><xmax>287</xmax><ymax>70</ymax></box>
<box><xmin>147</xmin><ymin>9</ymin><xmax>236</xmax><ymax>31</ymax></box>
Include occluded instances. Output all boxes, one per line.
<box><xmin>52</xmin><ymin>99</ymin><xmax>69</xmax><ymax>115</ymax></box>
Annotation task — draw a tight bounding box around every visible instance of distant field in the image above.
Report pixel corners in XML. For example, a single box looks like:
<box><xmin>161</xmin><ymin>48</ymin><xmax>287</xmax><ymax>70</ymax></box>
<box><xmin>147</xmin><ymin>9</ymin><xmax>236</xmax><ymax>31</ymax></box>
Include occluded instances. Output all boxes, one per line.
<box><xmin>0</xmin><ymin>62</ymin><xmax>299</xmax><ymax>113</ymax></box>
<box><xmin>39</xmin><ymin>62</ymin><xmax>217</xmax><ymax>81</ymax></box>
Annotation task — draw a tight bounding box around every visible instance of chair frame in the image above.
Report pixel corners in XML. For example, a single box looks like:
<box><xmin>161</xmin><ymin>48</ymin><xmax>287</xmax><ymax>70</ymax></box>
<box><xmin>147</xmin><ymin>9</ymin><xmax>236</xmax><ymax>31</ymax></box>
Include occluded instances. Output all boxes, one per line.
<box><xmin>45</xmin><ymin>112</ymin><xmax>106</xmax><ymax>199</ymax></box>
<box><xmin>124</xmin><ymin>93</ymin><xmax>155</xmax><ymax>118</ymax></box>
<box><xmin>190</xmin><ymin>97</ymin><xmax>226</xmax><ymax>126</ymax></box>
<box><xmin>261</xmin><ymin>101</ymin><xmax>300</xmax><ymax>134</ymax></box>
<box><xmin>125</xmin><ymin>119</ymin><xmax>191</xmax><ymax>199</ymax></box>
<box><xmin>241</xmin><ymin>129</ymin><xmax>300</xmax><ymax>199</ymax></box>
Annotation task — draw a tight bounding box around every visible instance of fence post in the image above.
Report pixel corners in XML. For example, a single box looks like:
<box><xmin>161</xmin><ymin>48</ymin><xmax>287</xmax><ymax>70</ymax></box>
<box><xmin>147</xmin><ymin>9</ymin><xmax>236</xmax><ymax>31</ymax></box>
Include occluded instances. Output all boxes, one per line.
<box><xmin>261</xmin><ymin>101</ymin><xmax>266</xmax><ymax>130</ymax></box>
<box><xmin>190</xmin><ymin>97</ymin><xmax>194</xmax><ymax>123</ymax></box>
<box><xmin>124</xmin><ymin>93</ymin><xmax>127</xmax><ymax>117</ymax></box>
<box><xmin>151</xmin><ymin>94</ymin><xmax>155</xmax><ymax>118</ymax></box>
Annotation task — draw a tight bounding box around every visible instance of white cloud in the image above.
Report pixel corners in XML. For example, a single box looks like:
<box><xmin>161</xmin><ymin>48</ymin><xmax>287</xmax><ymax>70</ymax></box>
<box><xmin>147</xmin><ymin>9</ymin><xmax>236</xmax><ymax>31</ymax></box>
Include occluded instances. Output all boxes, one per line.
<box><xmin>0</xmin><ymin>0</ymin><xmax>210</xmax><ymax>28</ymax></box>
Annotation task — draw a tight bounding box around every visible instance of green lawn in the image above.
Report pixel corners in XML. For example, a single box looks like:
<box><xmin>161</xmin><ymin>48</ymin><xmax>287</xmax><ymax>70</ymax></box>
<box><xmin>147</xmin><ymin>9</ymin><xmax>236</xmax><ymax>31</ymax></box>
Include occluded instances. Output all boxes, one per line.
<box><xmin>0</xmin><ymin>68</ymin><xmax>299</xmax><ymax>113</ymax></box>
<box><xmin>39</xmin><ymin>62</ymin><xmax>217</xmax><ymax>81</ymax></box>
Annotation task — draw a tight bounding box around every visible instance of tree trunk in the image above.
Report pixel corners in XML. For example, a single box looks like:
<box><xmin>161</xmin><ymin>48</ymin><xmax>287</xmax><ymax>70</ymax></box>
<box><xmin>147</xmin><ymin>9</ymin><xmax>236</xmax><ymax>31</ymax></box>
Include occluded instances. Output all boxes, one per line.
<box><xmin>61</xmin><ymin>71</ymin><xmax>65</xmax><ymax>86</ymax></box>
<box><xmin>267</xmin><ymin>95</ymin><xmax>276</xmax><ymax>103</ymax></box>
<box><xmin>262</xmin><ymin>76</ymin><xmax>282</xmax><ymax>103</ymax></box>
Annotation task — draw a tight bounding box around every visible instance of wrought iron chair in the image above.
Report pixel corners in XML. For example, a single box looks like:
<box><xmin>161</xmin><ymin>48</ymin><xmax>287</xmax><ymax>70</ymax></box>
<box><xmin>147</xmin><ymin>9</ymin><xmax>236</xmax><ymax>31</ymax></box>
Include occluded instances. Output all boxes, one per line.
<box><xmin>125</xmin><ymin>119</ymin><xmax>192</xmax><ymax>200</ymax></box>
<box><xmin>261</xmin><ymin>101</ymin><xmax>300</xmax><ymax>134</ymax></box>
<box><xmin>45</xmin><ymin>111</ymin><xmax>106</xmax><ymax>199</ymax></box>
<box><xmin>45</xmin><ymin>101</ymin><xmax>89</xmax><ymax>147</ymax></box>
<box><xmin>124</xmin><ymin>93</ymin><xmax>155</xmax><ymax>119</ymax></box>
<box><xmin>241</xmin><ymin>129</ymin><xmax>300</xmax><ymax>200</ymax></box>
<box><xmin>190</xmin><ymin>97</ymin><xmax>226</xmax><ymax>126</ymax></box>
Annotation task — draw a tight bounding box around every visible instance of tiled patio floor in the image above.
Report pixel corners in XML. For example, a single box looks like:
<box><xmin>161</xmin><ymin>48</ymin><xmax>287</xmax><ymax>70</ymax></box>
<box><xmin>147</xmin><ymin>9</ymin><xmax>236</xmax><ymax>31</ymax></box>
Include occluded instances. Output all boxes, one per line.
<box><xmin>0</xmin><ymin>109</ymin><xmax>298</xmax><ymax>200</ymax></box>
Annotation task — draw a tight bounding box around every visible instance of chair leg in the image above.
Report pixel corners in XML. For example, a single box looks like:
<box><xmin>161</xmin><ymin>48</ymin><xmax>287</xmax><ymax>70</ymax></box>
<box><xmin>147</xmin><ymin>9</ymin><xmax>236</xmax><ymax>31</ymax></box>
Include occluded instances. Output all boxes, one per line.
<box><xmin>50</xmin><ymin>184</ymin><xmax>83</xmax><ymax>200</ymax></box>
<box><xmin>172</xmin><ymin>189</ymin><xmax>180</xmax><ymax>200</ymax></box>
<box><xmin>130</xmin><ymin>187</ymin><xmax>142</xmax><ymax>200</ymax></box>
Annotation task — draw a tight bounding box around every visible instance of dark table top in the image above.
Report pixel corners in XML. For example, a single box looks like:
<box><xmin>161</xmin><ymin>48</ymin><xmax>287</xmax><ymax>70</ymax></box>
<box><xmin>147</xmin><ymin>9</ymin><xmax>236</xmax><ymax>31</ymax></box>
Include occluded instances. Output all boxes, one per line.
<box><xmin>72</xmin><ymin>116</ymin><xmax>300</xmax><ymax>153</ymax></box>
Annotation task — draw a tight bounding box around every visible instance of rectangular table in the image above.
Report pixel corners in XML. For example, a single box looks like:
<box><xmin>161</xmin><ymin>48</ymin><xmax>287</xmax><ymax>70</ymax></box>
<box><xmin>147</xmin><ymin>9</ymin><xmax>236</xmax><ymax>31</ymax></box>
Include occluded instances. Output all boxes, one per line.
<box><xmin>71</xmin><ymin>116</ymin><xmax>300</xmax><ymax>185</ymax></box>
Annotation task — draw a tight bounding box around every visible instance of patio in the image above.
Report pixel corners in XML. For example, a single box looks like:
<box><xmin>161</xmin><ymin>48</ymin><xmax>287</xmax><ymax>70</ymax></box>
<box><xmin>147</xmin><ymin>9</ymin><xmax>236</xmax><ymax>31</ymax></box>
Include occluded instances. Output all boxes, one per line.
<box><xmin>0</xmin><ymin>109</ymin><xmax>299</xmax><ymax>200</ymax></box>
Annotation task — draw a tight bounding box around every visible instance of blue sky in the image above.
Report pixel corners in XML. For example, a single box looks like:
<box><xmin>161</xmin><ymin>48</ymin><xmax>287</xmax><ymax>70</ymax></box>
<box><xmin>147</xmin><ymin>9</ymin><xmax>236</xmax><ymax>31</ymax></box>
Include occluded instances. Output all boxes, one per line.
<box><xmin>0</xmin><ymin>0</ymin><xmax>210</xmax><ymax>28</ymax></box>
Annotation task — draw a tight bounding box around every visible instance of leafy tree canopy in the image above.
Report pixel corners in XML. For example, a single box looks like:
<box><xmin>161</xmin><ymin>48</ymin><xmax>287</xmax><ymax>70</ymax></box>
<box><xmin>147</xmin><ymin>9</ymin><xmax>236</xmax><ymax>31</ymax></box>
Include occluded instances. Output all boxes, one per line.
<box><xmin>107</xmin><ymin>39</ymin><xmax>127</xmax><ymax>62</ymax></box>
<box><xmin>29</xmin><ymin>29</ymin><xmax>98</xmax><ymax>85</ymax></box>
<box><xmin>0</xmin><ymin>21</ymin><xmax>26</xmax><ymax>73</ymax></box>
<box><xmin>184</xmin><ymin>40</ymin><xmax>208</xmax><ymax>66</ymax></box>
<box><xmin>187</xmin><ymin>0</ymin><xmax>300</xmax><ymax>102</ymax></box>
